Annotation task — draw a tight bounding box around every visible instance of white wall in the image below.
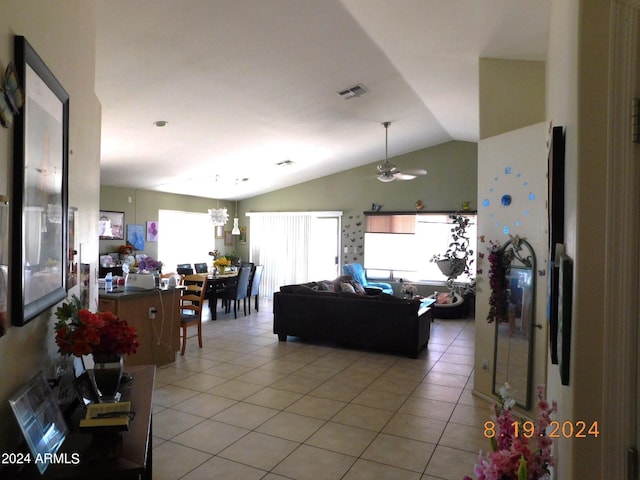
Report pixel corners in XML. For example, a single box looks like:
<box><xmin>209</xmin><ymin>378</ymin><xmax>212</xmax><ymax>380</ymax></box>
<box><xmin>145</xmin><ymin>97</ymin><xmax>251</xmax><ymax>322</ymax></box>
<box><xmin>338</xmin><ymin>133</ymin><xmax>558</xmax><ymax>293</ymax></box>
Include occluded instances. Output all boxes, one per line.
<box><xmin>475</xmin><ymin>123</ymin><xmax>549</xmax><ymax>409</ymax></box>
<box><xmin>0</xmin><ymin>0</ymin><xmax>101</xmax><ymax>452</ymax></box>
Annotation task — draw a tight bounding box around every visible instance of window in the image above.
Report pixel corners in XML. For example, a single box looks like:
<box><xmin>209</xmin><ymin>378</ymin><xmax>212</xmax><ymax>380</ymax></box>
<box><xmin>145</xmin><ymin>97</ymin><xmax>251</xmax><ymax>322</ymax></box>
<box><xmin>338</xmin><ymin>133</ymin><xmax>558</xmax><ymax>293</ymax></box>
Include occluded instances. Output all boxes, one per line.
<box><xmin>363</xmin><ymin>212</ymin><xmax>477</xmax><ymax>284</ymax></box>
<box><xmin>158</xmin><ymin>210</ymin><xmax>215</xmax><ymax>273</ymax></box>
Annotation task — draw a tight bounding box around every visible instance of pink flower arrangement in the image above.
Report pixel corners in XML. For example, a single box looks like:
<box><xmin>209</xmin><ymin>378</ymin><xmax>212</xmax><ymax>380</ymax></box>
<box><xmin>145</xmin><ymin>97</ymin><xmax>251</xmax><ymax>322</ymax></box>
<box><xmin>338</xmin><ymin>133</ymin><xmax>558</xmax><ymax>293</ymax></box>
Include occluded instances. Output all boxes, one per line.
<box><xmin>464</xmin><ymin>384</ymin><xmax>556</xmax><ymax>480</ymax></box>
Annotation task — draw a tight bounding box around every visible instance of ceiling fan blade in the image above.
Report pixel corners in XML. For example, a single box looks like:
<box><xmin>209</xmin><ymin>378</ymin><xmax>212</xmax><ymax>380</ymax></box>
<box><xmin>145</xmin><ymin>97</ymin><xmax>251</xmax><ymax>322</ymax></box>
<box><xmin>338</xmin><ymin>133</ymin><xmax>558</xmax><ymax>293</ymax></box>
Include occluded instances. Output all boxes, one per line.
<box><xmin>394</xmin><ymin>173</ymin><xmax>417</xmax><ymax>181</ymax></box>
<box><xmin>400</xmin><ymin>168</ymin><xmax>427</xmax><ymax>176</ymax></box>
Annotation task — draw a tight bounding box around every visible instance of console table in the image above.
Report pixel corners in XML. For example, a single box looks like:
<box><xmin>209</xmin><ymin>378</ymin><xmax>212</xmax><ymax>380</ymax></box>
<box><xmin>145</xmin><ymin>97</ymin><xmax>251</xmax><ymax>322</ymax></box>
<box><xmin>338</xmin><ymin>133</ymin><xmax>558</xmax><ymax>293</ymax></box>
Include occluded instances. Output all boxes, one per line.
<box><xmin>6</xmin><ymin>365</ymin><xmax>155</xmax><ymax>480</ymax></box>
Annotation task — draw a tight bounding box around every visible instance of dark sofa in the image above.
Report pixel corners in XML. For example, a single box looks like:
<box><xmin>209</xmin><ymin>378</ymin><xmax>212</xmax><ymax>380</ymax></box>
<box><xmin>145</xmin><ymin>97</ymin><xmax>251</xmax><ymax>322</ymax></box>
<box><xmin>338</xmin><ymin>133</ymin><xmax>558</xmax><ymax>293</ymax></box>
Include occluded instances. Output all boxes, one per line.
<box><xmin>273</xmin><ymin>281</ymin><xmax>431</xmax><ymax>358</ymax></box>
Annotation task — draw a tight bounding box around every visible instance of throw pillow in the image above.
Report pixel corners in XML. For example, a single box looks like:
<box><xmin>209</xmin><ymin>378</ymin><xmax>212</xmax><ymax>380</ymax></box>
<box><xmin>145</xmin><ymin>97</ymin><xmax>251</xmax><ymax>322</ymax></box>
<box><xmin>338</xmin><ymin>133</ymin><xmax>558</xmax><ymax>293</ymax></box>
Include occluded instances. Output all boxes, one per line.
<box><xmin>340</xmin><ymin>282</ymin><xmax>356</xmax><ymax>293</ymax></box>
<box><xmin>350</xmin><ymin>280</ymin><xmax>366</xmax><ymax>294</ymax></box>
<box><xmin>436</xmin><ymin>292</ymin><xmax>452</xmax><ymax>304</ymax></box>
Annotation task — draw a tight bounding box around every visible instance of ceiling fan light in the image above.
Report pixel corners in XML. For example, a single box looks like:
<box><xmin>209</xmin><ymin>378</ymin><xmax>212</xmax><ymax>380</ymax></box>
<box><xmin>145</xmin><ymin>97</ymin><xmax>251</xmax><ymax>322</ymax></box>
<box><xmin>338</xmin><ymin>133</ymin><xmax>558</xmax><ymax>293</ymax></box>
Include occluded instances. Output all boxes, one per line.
<box><xmin>377</xmin><ymin>174</ymin><xmax>395</xmax><ymax>183</ymax></box>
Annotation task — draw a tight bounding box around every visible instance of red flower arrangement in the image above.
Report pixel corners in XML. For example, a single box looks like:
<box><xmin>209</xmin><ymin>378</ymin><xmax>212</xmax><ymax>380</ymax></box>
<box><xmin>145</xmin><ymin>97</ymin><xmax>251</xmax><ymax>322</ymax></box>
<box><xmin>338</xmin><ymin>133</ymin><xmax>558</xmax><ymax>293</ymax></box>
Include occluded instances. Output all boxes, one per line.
<box><xmin>54</xmin><ymin>296</ymin><xmax>139</xmax><ymax>357</ymax></box>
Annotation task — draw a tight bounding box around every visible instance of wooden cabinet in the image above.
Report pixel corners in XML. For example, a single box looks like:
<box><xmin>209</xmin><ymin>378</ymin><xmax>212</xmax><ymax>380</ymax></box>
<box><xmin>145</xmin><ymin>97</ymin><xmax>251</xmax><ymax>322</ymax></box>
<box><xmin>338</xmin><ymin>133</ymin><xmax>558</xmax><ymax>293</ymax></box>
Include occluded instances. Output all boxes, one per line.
<box><xmin>99</xmin><ymin>289</ymin><xmax>180</xmax><ymax>367</ymax></box>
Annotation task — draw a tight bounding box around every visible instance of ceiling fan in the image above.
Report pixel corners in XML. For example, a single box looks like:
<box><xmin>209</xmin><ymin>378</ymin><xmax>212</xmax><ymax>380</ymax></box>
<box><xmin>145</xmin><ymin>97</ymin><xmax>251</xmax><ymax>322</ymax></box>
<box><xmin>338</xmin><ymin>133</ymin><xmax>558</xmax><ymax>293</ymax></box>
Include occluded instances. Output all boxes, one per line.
<box><xmin>376</xmin><ymin>121</ymin><xmax>427</xmax><ymax>182</ymax></box>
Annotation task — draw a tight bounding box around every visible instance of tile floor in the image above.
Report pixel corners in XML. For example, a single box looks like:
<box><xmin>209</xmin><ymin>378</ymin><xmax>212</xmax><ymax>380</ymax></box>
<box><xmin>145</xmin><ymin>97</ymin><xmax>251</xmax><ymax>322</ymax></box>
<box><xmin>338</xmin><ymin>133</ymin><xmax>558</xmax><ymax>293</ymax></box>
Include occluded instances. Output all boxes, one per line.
<box><xmin>151</xmin><ymin>298</ymin><xmax>489</xmax><ymax>480</ymax></box>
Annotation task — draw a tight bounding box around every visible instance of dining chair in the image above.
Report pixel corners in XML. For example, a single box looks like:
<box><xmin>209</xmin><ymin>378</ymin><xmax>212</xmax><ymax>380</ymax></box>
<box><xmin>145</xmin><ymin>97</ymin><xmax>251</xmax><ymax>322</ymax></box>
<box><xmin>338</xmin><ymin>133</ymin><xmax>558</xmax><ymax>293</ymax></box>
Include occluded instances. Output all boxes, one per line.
<box><xmin>178</xmin><ymin>274</ymin><xmax>206</xmax><ymax>355</ymax></box>
<box><xmin>248</xmin><ymin>265</ymin><xmax>264</xmax><ymax>312</ymax></box>
<box><xmin>221</xmin><ymin>266</ymin><xmax>252</xmax><ymax>319</ymax></box>
<box><xmin>176</xmin><ymin>263</ymin><xmax>194</xmax><ymax>275</ymax></box>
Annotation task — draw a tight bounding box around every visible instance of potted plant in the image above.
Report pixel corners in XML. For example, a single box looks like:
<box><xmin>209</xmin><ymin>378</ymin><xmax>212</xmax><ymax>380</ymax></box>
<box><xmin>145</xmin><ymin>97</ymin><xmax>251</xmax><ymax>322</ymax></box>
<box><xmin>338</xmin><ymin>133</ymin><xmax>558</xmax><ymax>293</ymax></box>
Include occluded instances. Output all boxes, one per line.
<box><xmin>431</xmin><ymin>213</ymin><xmax>474</xmax><ymax>293</ymax></box>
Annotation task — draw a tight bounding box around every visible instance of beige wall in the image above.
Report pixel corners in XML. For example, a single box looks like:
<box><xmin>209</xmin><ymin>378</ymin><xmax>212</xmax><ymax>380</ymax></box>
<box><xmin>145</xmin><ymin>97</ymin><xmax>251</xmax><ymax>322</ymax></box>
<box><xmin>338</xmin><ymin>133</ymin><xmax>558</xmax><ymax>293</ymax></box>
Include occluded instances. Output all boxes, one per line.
<box><xmin>479</xmin><ymin>58</ymin><xmax>546</xmax><ymax>139</ymax></box>
<box><xmin>99</xmin><ymin>141</ymin><xmax>478</xmax><ymax>271</ymax></box>
<box><xmin>238</xmin><ymin>141</ymin><xmax>478</xmax><ymax>262</ymax></box>
<box><xmin>99</xmin><ymin>186</ymin><xmax>235</xmax><ymax>263</ymax></box>
<box><xmin>546</xmin><ymin>0</ymin><xmax>608</xmax><ymax>477</ymax></box>
<box><xmin>0</xmin><ymin>0</ymin><xmax>101</xmax><ymax>452</ymax></box>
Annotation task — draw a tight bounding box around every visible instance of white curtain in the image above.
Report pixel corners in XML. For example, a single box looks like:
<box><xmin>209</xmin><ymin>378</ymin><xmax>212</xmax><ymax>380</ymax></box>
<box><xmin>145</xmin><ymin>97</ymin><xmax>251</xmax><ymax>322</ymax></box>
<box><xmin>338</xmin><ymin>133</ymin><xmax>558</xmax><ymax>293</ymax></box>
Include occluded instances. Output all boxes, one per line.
<box><xmin>248</xmin><ymin>214</ymin><xmax>312</xmax><ymax>298</ymax></box>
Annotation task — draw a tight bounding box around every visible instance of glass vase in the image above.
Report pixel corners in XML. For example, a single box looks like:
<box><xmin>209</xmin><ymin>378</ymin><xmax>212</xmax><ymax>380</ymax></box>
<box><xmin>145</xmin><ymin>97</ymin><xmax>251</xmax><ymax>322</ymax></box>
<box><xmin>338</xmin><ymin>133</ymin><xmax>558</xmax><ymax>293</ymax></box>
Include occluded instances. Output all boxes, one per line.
<box><xmin>92</xmin><ymin>353</ymin><xmax>124</xmax><ymax>402</ymax></box>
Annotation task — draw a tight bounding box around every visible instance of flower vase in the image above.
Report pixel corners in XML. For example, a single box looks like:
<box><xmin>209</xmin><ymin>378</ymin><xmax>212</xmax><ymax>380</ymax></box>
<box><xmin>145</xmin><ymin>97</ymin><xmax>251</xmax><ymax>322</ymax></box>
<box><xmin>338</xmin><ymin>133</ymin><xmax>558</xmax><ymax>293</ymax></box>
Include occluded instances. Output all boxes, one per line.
<box><xmin>218</xmin><ymin>266</ymin><xmax>227</xmax><ymax>275</ymax></box>
<box><xmin>92</xmin><ymin>353</ymin><xmax>124</xmax><ymax>402</ymax></box>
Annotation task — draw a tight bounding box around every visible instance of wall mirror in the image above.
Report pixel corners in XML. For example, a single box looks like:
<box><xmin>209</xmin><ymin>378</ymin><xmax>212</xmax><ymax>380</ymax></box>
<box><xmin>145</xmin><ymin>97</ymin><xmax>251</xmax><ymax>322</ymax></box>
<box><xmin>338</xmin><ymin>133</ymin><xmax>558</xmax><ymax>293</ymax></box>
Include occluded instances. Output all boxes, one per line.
<box><xmin>493</xmin><ymin>237</ymin><xmax>535</xmax><ymax>409</ymax></box>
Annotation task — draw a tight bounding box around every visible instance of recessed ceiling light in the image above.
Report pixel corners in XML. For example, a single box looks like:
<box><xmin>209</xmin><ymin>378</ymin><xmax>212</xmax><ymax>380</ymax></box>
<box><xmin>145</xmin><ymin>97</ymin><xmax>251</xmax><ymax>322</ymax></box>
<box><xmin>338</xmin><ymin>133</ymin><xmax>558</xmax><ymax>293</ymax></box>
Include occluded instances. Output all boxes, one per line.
<box><xmin>153</xmin><ymin>120</ymin><xmax>168</xmax><ymax>127</ymax></box>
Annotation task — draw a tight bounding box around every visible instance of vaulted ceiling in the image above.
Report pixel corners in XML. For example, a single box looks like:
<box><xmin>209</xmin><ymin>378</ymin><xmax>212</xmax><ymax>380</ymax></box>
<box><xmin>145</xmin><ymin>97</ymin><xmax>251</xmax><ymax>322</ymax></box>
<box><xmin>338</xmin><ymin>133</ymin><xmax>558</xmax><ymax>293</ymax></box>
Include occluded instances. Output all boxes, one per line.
<box><xmin>96</xmin><ymin>0</ymin><xmax>550</xmax><ymax>200</ymax></box>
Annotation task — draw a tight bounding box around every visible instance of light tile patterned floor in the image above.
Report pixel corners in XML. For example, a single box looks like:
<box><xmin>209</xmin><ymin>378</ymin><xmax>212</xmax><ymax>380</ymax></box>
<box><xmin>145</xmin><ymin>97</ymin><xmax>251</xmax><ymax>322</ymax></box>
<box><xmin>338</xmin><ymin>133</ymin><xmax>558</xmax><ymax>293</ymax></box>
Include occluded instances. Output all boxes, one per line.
<box><xmin>151</xmin><ymin>298</ymin><xmax>487</xmax><ymax>480</ymax></box>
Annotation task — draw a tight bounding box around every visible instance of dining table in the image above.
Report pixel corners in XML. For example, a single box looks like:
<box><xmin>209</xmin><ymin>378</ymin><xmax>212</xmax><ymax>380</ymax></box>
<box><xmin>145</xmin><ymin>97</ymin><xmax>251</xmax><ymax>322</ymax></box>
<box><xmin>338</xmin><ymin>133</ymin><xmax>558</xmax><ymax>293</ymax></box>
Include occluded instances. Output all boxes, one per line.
<box><xmin>199</xmin><ymin>271</ymin><xmax>238</xmax><ymax>320</ymax></box>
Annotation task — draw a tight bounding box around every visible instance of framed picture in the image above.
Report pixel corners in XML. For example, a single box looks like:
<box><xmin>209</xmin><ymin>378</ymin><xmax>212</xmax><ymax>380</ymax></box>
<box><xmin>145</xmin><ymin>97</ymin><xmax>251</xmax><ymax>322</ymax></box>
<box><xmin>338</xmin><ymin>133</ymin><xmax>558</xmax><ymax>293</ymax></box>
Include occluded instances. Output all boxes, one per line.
<box><xmin>11</xmin><ymin>36</ymin><xmax>69</xmax><ymax>325</ymax></box>
<box><xmin>224</xmin><ymin>231</ymin><xmax>234</xmax><ymax>246</ymax></box>
<box><xmin>239</xmin><ymin>226</ymin><xmax>247</xmax><ymax>244</ymax></box>
<box><xmin>74</xmin><ymin>372</ymin><xmax>100</xmax><ymax>408</ymax></box>
<box><xmin>546</xmin><ymin>125</ymin><xmax>565</xmax><ymax>364</ymax></box>
<box><xmin>146</xmin><ymin>220</ymin><xmax>158</xmax><ymax>241</ymax></box>
<box><xmin>127</xmin><ymin>224</ymin><xmax>145</xmax><ymax>250</ymax></box>
<box><xmin>215</xmin><ymin>225</ymin><xmax>224</xmax><ymax>239</ymax></box>
<box><xmin>67</xmin><ymin>207</ymin><xmax>78</xmax><ymax>289</ymax></box>
<box><xmin>0</xmin><ymin>195</ymin><xmax>8</xmax><ymax>337</ymax></box>
<box><xmin>557</xmin><ymin>253</ymin><xmax>573</xmax><ymax>385</ymax></box>
<box><xmin>9</xmin><ymin>372</ymin><xmax>68</xmax><ymax>474</ymax></box>
<box><xmin>99</xmin><ymin>210</ymin><xmax>124</xmax><ymax>240</ymax></box>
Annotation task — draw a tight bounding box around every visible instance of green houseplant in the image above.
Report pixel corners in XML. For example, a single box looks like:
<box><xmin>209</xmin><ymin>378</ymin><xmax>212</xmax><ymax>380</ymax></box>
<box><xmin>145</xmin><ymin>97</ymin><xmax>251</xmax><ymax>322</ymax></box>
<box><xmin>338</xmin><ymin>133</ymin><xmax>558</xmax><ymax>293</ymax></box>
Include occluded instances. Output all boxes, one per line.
<box><xmin>431</xmin><ymin>213</ymin><xmax>475</xmax><ymax>294</ymax></box>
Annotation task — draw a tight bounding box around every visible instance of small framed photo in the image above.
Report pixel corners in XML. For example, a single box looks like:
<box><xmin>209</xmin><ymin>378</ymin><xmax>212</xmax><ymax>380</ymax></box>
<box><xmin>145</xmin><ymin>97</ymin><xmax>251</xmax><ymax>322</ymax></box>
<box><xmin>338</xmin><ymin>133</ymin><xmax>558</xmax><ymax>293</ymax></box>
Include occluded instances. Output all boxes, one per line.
<box><xmin>146</xmin><ymin>220</ymin><xmax>158</xmax><ymax>241</ymax></box>
<box><xmin>239</xmin><ymin>226</ymin><xmax>247</xmax><ymax>245</ymax></box>
<box><xmin>224</xmin><ymin>231</ymin><xmax>234</xmax><ymax>246</ymax></box>
<box><xmin>215</xmin><ymin>225</ymin><xmax>224</xmax><ymax>239</ymax></box>
<box><xmin>99</xmin><ymin>210</ymin><xmax>125</xmax><ymax>240</ymax></box>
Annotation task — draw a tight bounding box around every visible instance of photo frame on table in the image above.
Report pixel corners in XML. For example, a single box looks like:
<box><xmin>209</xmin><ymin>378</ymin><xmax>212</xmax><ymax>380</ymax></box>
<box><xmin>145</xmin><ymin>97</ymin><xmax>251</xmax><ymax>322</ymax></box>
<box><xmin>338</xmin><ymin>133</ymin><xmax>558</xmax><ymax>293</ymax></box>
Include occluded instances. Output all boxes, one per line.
<box><xmin>215</xmin><ymin>225</ymin><xmax>224</xmax><ymax>239</ymax></box>
<box><xmin>99</xmin><ymin>210</ymin><xmax>124</xmax><ymax>240</ymax></box>
<box><xmin>11</xmin><ymin>36</ymin><xmax>69</xmax><ymax>326</ymax></box>
<box><xmin>546</xmin><ymin>125</ymin><xmax>565</xmax><ymax>365</ymax></box>
<box><xmin>9</xmin><ymin>372</ymin><xmax>68</xmax><ymax>474</ymax></box>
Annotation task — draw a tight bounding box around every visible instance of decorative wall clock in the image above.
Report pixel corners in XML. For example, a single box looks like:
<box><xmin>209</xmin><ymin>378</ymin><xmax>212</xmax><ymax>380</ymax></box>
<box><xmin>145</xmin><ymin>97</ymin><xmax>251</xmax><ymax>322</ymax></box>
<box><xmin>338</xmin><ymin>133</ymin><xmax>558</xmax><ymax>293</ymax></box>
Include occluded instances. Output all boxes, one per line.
<box><xmin>481</xmin><ymin>166</ymin><xmax>536</xmax><ymax>236</ymax></box>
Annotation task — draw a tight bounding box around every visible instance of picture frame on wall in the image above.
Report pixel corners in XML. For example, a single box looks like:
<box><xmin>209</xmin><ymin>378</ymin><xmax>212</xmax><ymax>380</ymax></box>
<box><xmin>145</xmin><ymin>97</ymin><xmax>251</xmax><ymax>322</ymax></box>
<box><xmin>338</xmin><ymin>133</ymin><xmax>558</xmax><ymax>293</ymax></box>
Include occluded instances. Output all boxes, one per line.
<box><xmin>239</xmin><ymin>226</ymin><xmax>247</xmax><ymax>244</ymax></box>
<box><xmin>224</xmin><ymin>231</ymin><xmax>234</xmax><ymax>246</ymax></box>
<box><xmin>546</xmin><ymin>125</ymin><xmax>565</xmax><ymax>365</ymax></box>
<box><xmin>98</xmin><ymin>210</ymin><xmax>124</xmax><ymax>240</ymax></box>
<box><xmin>127</xmin><ymin>224</ymin><xmax>145</xmax><ymax>250</ymax></box>
<box><xmin>146</xmin><ymin>220</ymin><xmax>158</xmax><ymax>241</ymax></box>
<box><xmin>0</xmin><ymin>195</ymin><xmax>8</xmax><ymax>337</ymax></box>
<box><xmin>557</xmin><ymin>253</ymin><xmax>573</xmax><ymax>385</ymax></box>
<box><xmin>11</xmin><ymin>36</ymin><xmax>69</xmax><ymax>326</ymax></box>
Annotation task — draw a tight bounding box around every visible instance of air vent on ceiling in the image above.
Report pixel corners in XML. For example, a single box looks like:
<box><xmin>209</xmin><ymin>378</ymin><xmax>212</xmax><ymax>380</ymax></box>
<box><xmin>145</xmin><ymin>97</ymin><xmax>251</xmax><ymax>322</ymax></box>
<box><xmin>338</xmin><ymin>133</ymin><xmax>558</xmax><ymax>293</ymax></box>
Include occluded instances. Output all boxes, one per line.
<box><xmin>276</xmin><ymin>159</ymin><xmax>294</xmax><ymax>166</ymax></box>
<box><xmin>336</xmin><ymin>84</ymin><xmax>368</xmax><ymax>99</ymax></box>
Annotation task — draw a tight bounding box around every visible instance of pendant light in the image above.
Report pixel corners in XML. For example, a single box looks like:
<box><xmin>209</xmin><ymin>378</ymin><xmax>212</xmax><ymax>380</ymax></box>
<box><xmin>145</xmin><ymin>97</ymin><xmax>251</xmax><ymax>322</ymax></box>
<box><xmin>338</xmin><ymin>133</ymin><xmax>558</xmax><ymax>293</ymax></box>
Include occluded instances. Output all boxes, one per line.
<box><xmin>208</xmin><ymin>197</ymin><xmax>229</xmax><ymax>226</ymax></box>
<box><xmin>232</xmin><ymin>200</ymin><xmax>240</xmax><ymax>235</ymax></box>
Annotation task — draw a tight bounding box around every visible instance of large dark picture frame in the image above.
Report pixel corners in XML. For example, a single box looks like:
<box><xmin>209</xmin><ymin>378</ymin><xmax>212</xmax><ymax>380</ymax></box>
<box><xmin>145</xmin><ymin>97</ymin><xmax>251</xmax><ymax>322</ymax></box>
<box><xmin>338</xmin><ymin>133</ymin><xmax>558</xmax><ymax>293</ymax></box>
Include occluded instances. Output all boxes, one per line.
<box><xmin>11</xmin><ymin>36</ymin><xmax>69</xmax><ymax>326</ymax></box>
<box><xmin>546</xmin><ymin>125</ymin><xmax>565</xmax><ymax>364</ymax></box>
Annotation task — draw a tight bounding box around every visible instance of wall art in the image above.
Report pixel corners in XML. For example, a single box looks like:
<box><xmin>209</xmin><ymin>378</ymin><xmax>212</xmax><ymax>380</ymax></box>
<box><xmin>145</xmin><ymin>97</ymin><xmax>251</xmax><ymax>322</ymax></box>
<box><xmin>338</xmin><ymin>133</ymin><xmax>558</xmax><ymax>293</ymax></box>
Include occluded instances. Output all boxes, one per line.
<box><xmin>11</xmin><ymin>36</ymin><xmax>69</xmax><ymax>325</ymax></box>
<box><xmin>146</xmin><ymin>220</ymin><xmax>158</xmax><ymax>241</ymax></box>
<box><xmin>546</xmin><ymin>125</ymin><xmax>565</xmax><ymax>364</ymax></box>
<box><xmin>98</xmin><ymin>210</ymin><xmax>124</xmax><ymax>240</ymax></box>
